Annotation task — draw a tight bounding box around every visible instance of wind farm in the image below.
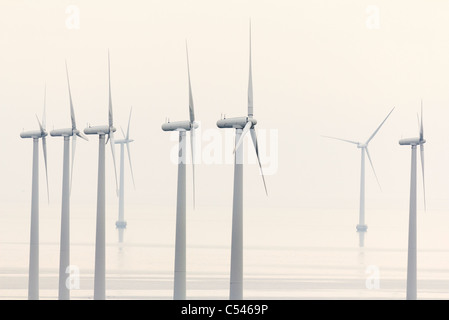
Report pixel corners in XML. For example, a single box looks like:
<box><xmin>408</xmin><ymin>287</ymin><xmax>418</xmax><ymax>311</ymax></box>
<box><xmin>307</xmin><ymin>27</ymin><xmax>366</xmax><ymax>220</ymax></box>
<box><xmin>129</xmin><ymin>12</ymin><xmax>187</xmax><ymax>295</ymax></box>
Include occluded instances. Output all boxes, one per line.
<box><xmin>4</xmin><ymin>1</ymin><xmax>449</xmax><ymax>303</ymax></box>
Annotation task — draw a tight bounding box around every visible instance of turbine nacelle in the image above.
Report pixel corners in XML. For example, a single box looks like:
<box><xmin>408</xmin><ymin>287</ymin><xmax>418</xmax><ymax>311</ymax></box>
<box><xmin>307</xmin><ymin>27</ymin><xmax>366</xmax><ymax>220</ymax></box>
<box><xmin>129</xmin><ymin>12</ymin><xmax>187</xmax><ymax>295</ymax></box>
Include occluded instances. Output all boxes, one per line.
<box><xmin>114</xmin><ymin>138</ymin><xmax>134</xmax><ymax>144</ymax></box>
<box><xmin>216</xmin><ymin>116</ymin><xmax>257</xmax><ymax>129</ymax></box>
<box><xmin>84</xmin><ymin>125</ymin><xmax>116</xmax><ymax>136</ymax></box>
<box><xmin>399</xmin><ymin>137</ymin><xmax>426</xmax><ymax>146</ymax></box>
<box><xmin>162</xmin><ymin>120</ymin><xmax>198</xmax><ymax>132</ymax></box>
<box><xmin>357</xmin><ymin>143</ymin><xmax>367</xmax><ymax>149</ymax></box>
<box><xmin>20</xmin><ymin>130</ymin><xmax>47</xmax><ymax>139</ymax></box>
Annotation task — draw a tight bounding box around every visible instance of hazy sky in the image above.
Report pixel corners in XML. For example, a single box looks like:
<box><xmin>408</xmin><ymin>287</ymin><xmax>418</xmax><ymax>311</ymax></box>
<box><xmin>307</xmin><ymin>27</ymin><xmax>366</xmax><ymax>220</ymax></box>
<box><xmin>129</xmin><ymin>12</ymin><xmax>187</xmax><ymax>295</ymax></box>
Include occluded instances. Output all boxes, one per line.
<box><xmin>2</xmin><ymin>0</ymin><xmax>449</xmax><ymax>215</ymax></box>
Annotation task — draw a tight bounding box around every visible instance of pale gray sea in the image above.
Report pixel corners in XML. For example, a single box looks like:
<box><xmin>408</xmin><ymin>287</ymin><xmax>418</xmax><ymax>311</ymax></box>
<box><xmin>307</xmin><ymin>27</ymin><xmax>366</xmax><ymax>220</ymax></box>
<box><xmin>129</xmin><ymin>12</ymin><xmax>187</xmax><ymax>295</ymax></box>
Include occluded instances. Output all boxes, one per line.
<box><xmin>1</xmin><ymin>203</ymin><xmax>448</xmax><ymax>300</ymax></box>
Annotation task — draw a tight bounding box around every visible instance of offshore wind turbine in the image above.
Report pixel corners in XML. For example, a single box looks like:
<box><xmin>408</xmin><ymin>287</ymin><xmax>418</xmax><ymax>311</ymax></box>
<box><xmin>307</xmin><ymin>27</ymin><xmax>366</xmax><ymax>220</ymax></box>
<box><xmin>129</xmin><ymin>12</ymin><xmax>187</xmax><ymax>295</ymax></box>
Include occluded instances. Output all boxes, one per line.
<box><xmin>84</xmin><ymin>51</ymin><xmax>119</xmax><ymax>300</ymax></box>
<box><xmin>216</xmin><ymin>25</ymin><xmax>268</xmax><ymax>300</ymax></box>
<box><xmin>50</xmin><ymin>62</ymin><xmax>88</xmax><ymax>300</ymax></box>
<box><xmin>19</xmin><ymin>86</ymin><xmax>50</xmax><ymax>300</ymax></box>
<box><xmin>161</xmin><ymin>43</ymin><xmax>198</xmax><ymax>300</ymax></box>
<box><xmin>114</xmin><ymin>107</ymin><xmax>135</xmax><ymax>243</ymax></box>
<box><xmin>399</xmin><ymin>103</ymin><xmax>426</xmax><ymax>300</ymax></box>
<box><xmin>323</xmin><ymin>107</ymin><xmax>394</xmax><ymax>247</ymax></box>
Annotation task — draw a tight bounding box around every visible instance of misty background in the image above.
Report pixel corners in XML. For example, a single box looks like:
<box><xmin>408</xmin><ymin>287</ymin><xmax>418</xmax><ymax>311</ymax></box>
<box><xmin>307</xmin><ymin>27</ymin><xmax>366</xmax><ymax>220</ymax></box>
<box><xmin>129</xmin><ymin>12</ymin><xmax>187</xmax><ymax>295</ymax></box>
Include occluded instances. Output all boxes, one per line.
<box><xmin>1</xmin><ymin>0</ymin><xmax>449</xmax><ymax>221</ymax></box>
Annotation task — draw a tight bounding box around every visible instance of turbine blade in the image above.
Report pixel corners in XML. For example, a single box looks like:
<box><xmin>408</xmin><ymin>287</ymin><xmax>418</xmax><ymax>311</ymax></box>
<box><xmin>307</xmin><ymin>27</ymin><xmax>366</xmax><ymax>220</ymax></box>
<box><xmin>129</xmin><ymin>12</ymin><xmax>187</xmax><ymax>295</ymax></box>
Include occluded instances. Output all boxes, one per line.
<box><xmin>250</xmin><ymin>128</ymin><xmax>268</xmax><ymax>196</ymax></box>
<box><xmin>76</xmin><ymin>131</ymin><xmax>89</xmax><ymax>141</ymax></box>
<box><xmin>365</xmin><ymin>147</ymin><xmax>381</xmax><ymax>191</ymax></box>
<box><xmin>365</xmin><ymin>107</ymin><xmax>395</xmax><ymax>145</ymax></box>
<box><xmin>35</xmin><ymin>114</ymin><xmax>44</xmax><ymax>134</ymax></box>
<box><xmin>120</xmin><ymin>126</ymin><xmax>126</xmax><ymax>139</ymax></box>
<box><xmin>420</xmin><ymin>144</ymin><xmax>426</xmax><ymax>211</ymax></box>
<box><xmin>248</xmin><ymin>21</ymin><xmax>253</xmax><ymax>118</ymax></box>
<box><xmin>321</xmin><ymin>135</ymin><xmax>359</xmax><ymax>145</ymax></box>
<box><xmin>66</xmin><ymin>61</ymin><xmax>76</xmax><ymax>130</ymax></box>
<box><xmin>126</xmin><ymin>107</ymin><xmax>132</xmax><ymax>140</ymax></box>
<box><xmin>234</xmin><ymin>121</ymin><xmax>252</xmax><ymax>153</ymax></box>
<box><xmin>42</xmin><ymin>136</ymin><xmax>49</xmax><ymax>203</ymax></box>
<box><xmin>190</xmin><ymin>128</ymin><xmax>196</xmax><ymax>209</ymax></box>
<box><xmin>186</xmin><ymin>43</ymin><xmax>195</xmax><ymax>123</ymax></box>
<box><xmin>108</xmin><ymin>50</ymin><xmax>113</xmax><ymax>128</ymax></box>
<box><xmin>109</xmin><ymin>130</ymin><xmax>119</xmax><ymax>196</ymax></box>
<box><xmin>248</xmin><ymin>21</ymin><xmax>254</xmax><ymax>118</ymax></box>
<box><xmin>70</xmin><ymin>134</ymin><xmax>76</xmax><ymax>195</ymax></box>
<box><xmin>42</xmin><ymin>85</ymin><xmax>47</xmax><ymax>131</ymax></box>
<box><xmin>420</xmin><ymin>100</ymin><xmax>424</xmax><ymax>141</ymax></box>
<box><xmin>125</xmin><ymin>141</ymin><xmax>136</xmax><ymax>190</ymax></box>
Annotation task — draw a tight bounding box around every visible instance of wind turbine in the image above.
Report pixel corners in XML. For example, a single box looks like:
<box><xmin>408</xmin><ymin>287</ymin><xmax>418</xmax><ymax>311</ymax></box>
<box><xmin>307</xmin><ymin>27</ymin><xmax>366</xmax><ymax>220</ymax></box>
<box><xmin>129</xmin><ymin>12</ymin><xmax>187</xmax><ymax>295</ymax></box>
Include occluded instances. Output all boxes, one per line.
<box><xmin>161</xmin><ymin>43</ymin><xmax>198</xmax><ymax>300</ymax></box>
<box><xmin>50</xmin><ymin>62</ymin><xmax>88</xmax><ymax>300</ymax></box>
<box><xmin>323</xmin><ymin>107</ymin><xmax>394</xmax><ymax>247</ymax></box>
<box><xmin>399</xmin><ymin>102</ymin><xmax>426</xmax><ymax>300</ymax></box>
<box><xmin>114</xmin><ymin>107</ymin><xmax>135</xmax><ymax>243</ymax></box>
<box><xmin>216</xmin><ymin>24</ymin><xmax>268</xmax><ymax>300</ymax></box>
<box><xmin>19</xmin><ymin>86</ymin><xmax>50</xmax><ymax>300</ymax></box>
<box><xmin>84</xmin><ymin>51</ymin><xmax>119</xmax><ymax>300</ymax></box>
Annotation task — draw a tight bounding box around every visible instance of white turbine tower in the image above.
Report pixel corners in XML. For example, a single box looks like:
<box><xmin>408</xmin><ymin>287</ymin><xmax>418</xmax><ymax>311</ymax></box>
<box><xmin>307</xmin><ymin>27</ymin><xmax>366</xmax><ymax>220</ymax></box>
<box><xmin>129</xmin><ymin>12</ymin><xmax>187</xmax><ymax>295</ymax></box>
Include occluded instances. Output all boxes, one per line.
<box><xmin>323</xmin><ymin>107</ymin><xmax>394</xmax><ymax>247</ymax></box>
<box><xmin>399</xmin><ymin>102</ymin><xmax>426</xmax><ymax>300</ymax></box>
<box><xmin>20</xmin><ymin>86</ymin><xmax>50</xmax><ymax>300</ymax></box>
<box><xmin>216</xmin><ymin>24</ymin><xmax>268</xmax><ymax>300</ymax></box>
<box><xmin>50</xmin><ymin>62</ymin><xmax>88</xmax><ymax>300</ymax></box>
<box><xmin>114</xmin><ymin>107</ymin><xmax>135</xmax><ymax>243</ymax></box>
<box><xmin>84</xmin><ymin>51</ymin><xmax>119</xmax><ymax>300</ymax></box>
<box><xmin>161</xmin><ymin>43</ymin><xmax>198</xmax><ymax>300</ymax></box>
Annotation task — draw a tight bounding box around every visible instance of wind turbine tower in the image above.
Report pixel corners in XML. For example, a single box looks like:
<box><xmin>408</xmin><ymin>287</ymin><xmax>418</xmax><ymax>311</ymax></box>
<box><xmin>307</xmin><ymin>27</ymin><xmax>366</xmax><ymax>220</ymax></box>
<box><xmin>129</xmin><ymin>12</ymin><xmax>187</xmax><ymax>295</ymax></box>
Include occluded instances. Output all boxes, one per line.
<box><xmin>399</xmin><ymin>102</ymin><xmax>426</xmax><ymax>300</ymax></box>
<box><xmin>84</xmin><ymin>51</ymin><xmax>119</xmax><ymax>300</ymax></box>
<box><xmin>114</xmin><ymin>107</ymin><xmax>135</xmax><ymax>243</ymax></box>
<box><xmin>19</xmin><ymin>87</ymin><xmax>50</xmax><ymax>300</ymax></box>
<box><xmin>161</xmin><ymin>43</ymin><xmax>198</xmax><ymax>300</ymax></box>
<box><xmin>216</xmin><ymin>24</ymin><xmax>268</xmax><ymax>300</ymax></box>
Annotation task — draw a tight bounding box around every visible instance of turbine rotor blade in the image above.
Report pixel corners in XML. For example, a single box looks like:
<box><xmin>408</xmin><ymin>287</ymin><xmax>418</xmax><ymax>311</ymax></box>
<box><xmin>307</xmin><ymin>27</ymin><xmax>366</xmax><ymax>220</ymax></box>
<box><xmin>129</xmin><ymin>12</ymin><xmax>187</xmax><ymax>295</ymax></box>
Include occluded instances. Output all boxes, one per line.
<box><xmin>109</xmin><ymin>130</ymin><xmax>119</xmax><ymax>196</ymax></box>
<box><xmin>248</xmin><ymin>21</ymin><xmax>253</xmax><ymax>118</ymax></box>
<box><xmin>321</xmin><ymin>135</ymin><xmax>359</xmax><ymax>145</ymax></box>
<box><xmin>42</xmin><ymin>85</ymin><xmax>47</xmax><ymax>131</ymax></box>
<box><xmin>36</xmin><ymin>115</ymin><xmax>44</xmax><ymax>134</ymax></box>
<box><xmin>420</xmin><ymin>100</ymin><xmax>424</xmax><ymax>142</ymax></box>
<box><xmin>125</xmin><ymin>141</ymin><xmax>136</xmax><ymax>190</ymax></box>
<box><xmin>65</xmin><ymin>61</ymin><xmax>76</xmax><ymax>130</ymax></box>
<box><xmin>365</xmin><ymin>147</ymin><xmax>381</xmax><ymax>191</ymax></box>
<box><xmin>70</xmin><ymin>134</ymin><xmax>76</xmax><ymax>195</ymax></box>
<box><xmin>234</xmin><ymin>121</ymin><xmax>252</xmax><ymax>153</ymax></box>
<box><xmin>190</xmin><ymin>128</ymin><xmax>196</xmax><ymax>209</ymax></box>
<box><xmin>186</xmin><ymin>43</ymin><xmax>195</xmax><ymax>123</ymax></box>
<box><xmin>126</xmin><ymin>107</ymin><xmax>132</xmax><ymax>140</ymax></box>
<box><xmin>108</xmin><ymin>50</ymin><xmax>113</xmax><ymax>128</ymax></box>
<box><xmin>365</xmin><ymin>107</ymin><xmax>395</xmax><ymax>145</ymax></box>
<box><xmin>42</xmin><ymin>136</ymin><xmax>49</xmax><ymax>203</ymax></box>
<box><xmin>250</xmin><ymin>128</ymin><xmax>268</xmax><ymax>196</ymax></box>
<box><xmin>420</xmin><ymin>144</ymin><xmax>426</xmax><ymax>211</ymax></box>
<box><xmin>76</xmin><ymin>131</ymin><xmax>89</xmax><ymax>141</ymax></box>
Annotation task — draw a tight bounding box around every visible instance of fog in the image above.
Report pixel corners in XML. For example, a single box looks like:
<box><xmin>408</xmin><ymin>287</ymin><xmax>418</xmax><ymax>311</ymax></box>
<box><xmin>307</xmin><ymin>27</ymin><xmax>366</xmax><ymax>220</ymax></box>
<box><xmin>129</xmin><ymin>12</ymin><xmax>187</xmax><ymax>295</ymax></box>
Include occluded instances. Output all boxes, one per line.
<box><xmin>2</xmin><ymin>0</ymin><xmax>449</xmax><ymax>216</ymax></box>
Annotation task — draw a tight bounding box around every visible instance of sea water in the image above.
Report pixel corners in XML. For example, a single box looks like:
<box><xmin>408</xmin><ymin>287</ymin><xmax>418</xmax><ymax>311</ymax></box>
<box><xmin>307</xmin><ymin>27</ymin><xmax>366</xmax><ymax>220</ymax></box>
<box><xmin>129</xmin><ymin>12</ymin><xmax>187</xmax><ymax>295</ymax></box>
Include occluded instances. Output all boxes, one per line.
<box><xmin>1</xmin><ymin>202</ymin><xmax>449</xmax><ymax>300</ymax></box>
